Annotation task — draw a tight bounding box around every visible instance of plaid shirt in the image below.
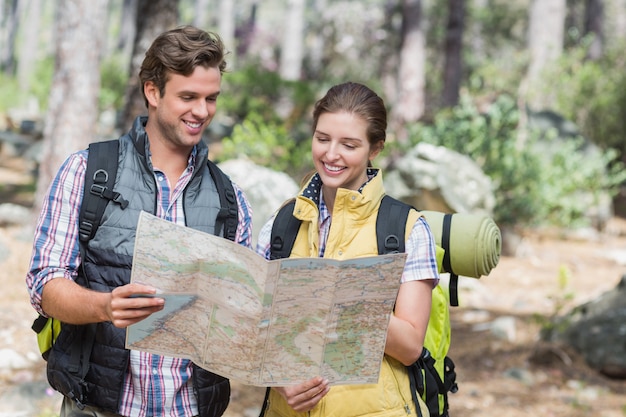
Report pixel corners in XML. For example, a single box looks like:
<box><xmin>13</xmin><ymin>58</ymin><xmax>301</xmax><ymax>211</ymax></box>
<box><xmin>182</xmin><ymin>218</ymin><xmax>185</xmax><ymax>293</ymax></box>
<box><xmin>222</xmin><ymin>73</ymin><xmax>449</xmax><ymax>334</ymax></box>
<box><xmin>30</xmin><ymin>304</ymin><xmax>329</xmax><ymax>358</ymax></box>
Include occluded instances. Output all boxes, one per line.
<box><xmin>26</xmin><ymin>147</ymin><xmax>252</xmax><ymax>417</ymax></box>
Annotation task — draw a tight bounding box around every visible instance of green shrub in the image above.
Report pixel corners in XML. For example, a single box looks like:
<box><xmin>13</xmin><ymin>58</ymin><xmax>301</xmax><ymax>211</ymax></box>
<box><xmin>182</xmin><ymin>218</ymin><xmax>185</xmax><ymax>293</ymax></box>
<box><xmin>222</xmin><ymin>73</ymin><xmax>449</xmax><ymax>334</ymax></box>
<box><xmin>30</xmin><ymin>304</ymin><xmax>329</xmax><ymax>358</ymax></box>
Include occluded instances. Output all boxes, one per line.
<box><xmin>218</xmin><ymin>112</ymin><xmax>312</xmax><ymax>179</ymax></box>
<box><xmin>404</xmin><ymin>93</ymin><xmax>625</xmax><ymax>228</ymax></box>
<box><xmin>544</xmin><ymin>41</ymin><xmax>626</xmax><ymax>160</ymax></box>
<box><xmin>0</xmin><ymin>73</ymin><xmax>22</xmax><ymax>112</ymax></box>
<box><xmin>100</xmin><ymin>55</ymin><xmax>129</xmax><ymax>110</ymax></box>
<box><xmin>221</xmin><ymin>63</ymin><xmax>316</xmax><ymax>126</ymax></box>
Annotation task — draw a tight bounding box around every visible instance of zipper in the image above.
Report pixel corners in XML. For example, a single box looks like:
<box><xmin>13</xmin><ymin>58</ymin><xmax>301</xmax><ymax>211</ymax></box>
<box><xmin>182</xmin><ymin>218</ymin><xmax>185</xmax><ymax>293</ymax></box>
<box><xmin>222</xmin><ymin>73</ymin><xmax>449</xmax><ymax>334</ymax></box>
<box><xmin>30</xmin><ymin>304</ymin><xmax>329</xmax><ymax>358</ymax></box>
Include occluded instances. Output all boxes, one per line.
<box><xmin>388</xmin><ymin>358</ymin><xmax>413</xmax><ymax>415</ymax></box>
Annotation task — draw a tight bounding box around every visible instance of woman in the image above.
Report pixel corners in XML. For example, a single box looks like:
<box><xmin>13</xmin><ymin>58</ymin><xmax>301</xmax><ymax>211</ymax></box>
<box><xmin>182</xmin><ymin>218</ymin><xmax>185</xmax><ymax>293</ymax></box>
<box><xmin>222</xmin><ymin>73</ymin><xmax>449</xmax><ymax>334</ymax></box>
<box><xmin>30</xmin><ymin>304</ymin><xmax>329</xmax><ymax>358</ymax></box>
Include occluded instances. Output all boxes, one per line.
<box><xmin>256</xmin><ymin>82</ymin><xmax>438</xmax><ymax>417</ymax></box>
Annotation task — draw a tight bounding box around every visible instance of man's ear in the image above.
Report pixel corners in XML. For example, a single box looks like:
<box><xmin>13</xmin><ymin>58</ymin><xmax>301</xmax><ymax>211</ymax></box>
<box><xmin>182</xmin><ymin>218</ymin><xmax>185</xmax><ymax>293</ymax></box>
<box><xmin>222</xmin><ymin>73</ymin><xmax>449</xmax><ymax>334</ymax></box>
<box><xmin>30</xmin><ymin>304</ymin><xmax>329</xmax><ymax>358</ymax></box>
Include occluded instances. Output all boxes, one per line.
<box><xmin>144</xmin><ymin>81</ymin><xmax>160</xmax><ymax>107</ymax></box>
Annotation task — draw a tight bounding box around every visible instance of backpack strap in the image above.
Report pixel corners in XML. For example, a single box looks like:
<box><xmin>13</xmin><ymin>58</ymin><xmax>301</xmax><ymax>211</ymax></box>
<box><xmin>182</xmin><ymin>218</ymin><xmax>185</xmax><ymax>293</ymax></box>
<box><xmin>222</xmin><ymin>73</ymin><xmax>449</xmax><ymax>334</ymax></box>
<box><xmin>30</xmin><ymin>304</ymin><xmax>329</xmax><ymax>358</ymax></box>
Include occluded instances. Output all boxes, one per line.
<box><xmin>269</xmin><ymin>199</ymin><xmax>300</xmax><ymax>260</ymax></box>
<box><xmin>78</xmin><ymin>140</ymin><xmax>128</xmax><ymax>245</ymax></box>
<box><xmin>441</xmin><ymin>213</ymin><xmax>459</xmax><ymax>307</ymax></box>
<box><xmin>376</xmin><ymin>195</ymin><xmax>412</xmax><ymax>255</ymax></box>
<box><xmin>207</xmin><ymin>160</ymin><xmax>238</xmax><ymax>242</ymax></box>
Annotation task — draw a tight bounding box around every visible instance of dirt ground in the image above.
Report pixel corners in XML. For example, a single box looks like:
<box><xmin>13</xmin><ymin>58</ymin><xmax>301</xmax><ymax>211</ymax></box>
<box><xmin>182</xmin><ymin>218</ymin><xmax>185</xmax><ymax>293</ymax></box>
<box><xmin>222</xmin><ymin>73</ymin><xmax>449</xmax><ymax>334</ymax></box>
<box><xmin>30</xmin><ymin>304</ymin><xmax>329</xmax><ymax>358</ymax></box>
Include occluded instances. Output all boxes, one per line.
<box><xmin>1</xmin><ymin>154</ymin><xmax>625</xmax><ymax>417</ymax></box>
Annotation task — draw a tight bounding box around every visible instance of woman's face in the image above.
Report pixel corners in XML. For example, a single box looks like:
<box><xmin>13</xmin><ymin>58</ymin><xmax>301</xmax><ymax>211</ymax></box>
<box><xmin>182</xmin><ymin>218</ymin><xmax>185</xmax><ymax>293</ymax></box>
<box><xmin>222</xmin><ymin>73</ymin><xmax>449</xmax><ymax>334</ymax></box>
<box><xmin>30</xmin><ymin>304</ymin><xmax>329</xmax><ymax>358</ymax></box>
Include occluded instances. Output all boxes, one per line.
<box><xmin>312</xmin><ymin>111</ymin><xmax>382</xmax><ymax>192</ymax></box>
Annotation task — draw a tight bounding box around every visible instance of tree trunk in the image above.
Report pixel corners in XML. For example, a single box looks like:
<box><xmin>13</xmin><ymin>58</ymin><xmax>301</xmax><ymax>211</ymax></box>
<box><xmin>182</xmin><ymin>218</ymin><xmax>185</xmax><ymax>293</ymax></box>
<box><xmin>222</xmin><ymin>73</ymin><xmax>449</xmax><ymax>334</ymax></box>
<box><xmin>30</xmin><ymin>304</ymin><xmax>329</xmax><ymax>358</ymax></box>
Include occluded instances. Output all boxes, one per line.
<box><xmin>305</xmin><ymin>0</ymin><xmax>327</xmax><ymax>79</ymax></box>
<box><xmin>391</xmin><ymin>0</ymin><xmax>426</xmax><ymax>142</ymax></box>
<box><xmin>235</xmin><ymin>1</ymin><xmax>257</xmax><ymax>57</ymax></box>
<box><xmin>193</xmin><ymin>0</ymin><xmax>211</xmax><ymax>29</ymax></box>
<box><xmin>116</xmin><ymin>0</ymin><xmax>138</xmax><ymax>60</ymax></box>
<box><xmin>380</xmin><ymin>0</ymin><xmax>402</xmax><ymax>115</ymax></box>
<box><xmin>17</xmin><ymin>0</ymin><xmax>42</xmax><ymax>92</ymax></box>
<box><xmin>468</xmin><ymin>0</ymin><xmax>487</xmax><ymax>63</ymax></box>
<box><xmin>584</xmin><ymin>0</ymin><xmax>604</xmax><ymax>60</ymax></box>
<box><xmin>441</xmin><ymin>0</ymin><xmax>466</xmax><ymax>108</ymax></box>
<box><xmin>34</xmin><ymin>0</ymin><xmax>109</xmax><ymax>214</ymax></box>
<box><xmin>219</xmin><ymin>0</ymin><xmax>236</xmax><ymax>67</ymax></box>
<box><xmin>526</xmin><ymin>0</ymin><xmax>566</xmax><ymax>107</ymax></box>
<box><xmin>118</xmin><ymin>0</ymin><xmax>179</xmax><ymax>131</ymax></box>
<box><xmin>613</xmin><ymin>0</ymin><xmax>626</xmax><ymax>38</ymax></box>
<box><xmin>279</xmin><ymin>0</ymin><xmax>306</xmax><ymax>81</ymax></box>
<box><xmin>0</xmin><ymin>0</ymin><xmax>19</xmax><ymax>75</ymax></box>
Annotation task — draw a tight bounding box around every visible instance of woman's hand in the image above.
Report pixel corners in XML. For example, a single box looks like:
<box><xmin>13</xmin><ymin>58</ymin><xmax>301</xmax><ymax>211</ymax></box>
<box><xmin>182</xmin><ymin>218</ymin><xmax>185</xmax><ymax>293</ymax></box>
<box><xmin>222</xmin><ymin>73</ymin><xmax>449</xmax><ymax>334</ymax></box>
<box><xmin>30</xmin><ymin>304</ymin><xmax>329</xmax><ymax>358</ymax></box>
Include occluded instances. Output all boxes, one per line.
<box><xmin>274</xmin><ymin>376</ymin><xmax>330</xmax><ymax>413</ymax></box>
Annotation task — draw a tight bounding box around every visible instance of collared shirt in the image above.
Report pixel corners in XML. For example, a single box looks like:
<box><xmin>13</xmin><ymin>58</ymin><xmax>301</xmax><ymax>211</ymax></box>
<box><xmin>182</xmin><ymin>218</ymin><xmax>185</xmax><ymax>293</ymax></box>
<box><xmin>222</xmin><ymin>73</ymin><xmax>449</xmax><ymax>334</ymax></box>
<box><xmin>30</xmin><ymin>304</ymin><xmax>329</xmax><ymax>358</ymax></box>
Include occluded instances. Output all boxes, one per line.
<box><xmin>26</xmin><ymin>146</ymin><xmax>253</xmax><ymax>417</ymax></box>
<box><xmin>256</xmin><ymin>171</ymin><xmax>439</xmax><ymax>284</ymax></box>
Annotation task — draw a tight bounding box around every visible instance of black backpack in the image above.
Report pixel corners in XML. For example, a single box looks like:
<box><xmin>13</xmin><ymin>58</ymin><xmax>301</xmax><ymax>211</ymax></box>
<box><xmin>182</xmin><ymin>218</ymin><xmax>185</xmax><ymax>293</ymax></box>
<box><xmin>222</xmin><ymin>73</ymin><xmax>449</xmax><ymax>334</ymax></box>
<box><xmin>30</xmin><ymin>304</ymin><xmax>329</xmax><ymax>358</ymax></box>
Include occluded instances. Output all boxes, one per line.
<box><xmin>267</xmin><ymin>195</ymin><xmax>458</xmax><ymax>417</ymax></box>
<box><xmin>32</xmin><ymin>139</ymin><xmax>239</xmax><ymax>360</ymax></box>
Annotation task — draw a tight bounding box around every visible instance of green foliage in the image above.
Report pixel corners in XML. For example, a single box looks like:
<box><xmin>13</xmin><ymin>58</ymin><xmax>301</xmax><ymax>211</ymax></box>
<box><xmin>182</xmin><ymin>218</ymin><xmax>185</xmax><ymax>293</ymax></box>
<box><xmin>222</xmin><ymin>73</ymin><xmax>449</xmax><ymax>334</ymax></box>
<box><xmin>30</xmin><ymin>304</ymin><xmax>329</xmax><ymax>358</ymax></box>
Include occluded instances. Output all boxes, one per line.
<box><xmin>99</xmin><ymin>56</ymin><xmax>129</xmax><ymax>110</ymax></box>
<box><xmin>469</xmin><ymin>0</ymin><xmax>528</xmax><ymax>53</ymax></box>
<box><xmin>404</xmin><ymin>93</ymin><xmax>626</xmax><ymax>228</ymax></box>
<box><xmin>218</xmin><ymin>112</ymin><xmax>312</xmax><ymax>178</ymax></box>
<box><xmin>0</xmin><ymin>73</ymin><xmax>22</xmax><ymax>112</ymax></box>
<box><xmin>28</xmin><ymin>56</ymin><xmax>55</xmax><ymax>109</ymax></box>
<box><xmin>221</xmin><ymin>63</ymin><xmax>317</xmax><ymax>125</ymax></box>
<box><xmin>0</xmin><ymin>55</ymin><xmax>54</xmax><ymax>112</ymax></box>
<box><xmin>1</xmin><ymin>54</ymin><xmax>127</xmax><ymax>115</ymax></box>
<box><xmin>216</xmin><ymin>64</ymin><xmax>321</xmax><ymax>178</ymax></box>
<box><xmin>535</xmin><ymin>264</ymin><xmax>575</xmax><ymax>335</ymax></box>
<box><xmin>545</xmin><ymin>41</ymin><xmax>626</xmax><ymax>159</ymax></box>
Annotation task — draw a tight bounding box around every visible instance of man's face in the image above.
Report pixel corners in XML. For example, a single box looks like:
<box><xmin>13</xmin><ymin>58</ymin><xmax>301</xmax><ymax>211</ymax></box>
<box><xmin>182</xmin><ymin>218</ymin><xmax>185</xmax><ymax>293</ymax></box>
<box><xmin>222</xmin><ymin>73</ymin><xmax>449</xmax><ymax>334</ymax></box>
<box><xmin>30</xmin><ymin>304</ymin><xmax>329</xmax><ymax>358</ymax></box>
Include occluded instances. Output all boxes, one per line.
<box><xmin>144</xmin><ymin>66</ymin><xmax>221</xmax><ymax>151</ymax></box>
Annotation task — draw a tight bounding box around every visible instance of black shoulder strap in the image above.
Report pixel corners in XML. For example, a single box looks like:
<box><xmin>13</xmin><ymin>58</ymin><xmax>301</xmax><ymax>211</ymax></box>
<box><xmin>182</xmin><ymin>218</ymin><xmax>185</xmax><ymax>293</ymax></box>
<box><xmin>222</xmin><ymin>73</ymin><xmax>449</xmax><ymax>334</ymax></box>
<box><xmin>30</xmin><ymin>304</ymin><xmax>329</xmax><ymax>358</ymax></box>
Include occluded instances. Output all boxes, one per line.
<box><xmin>269</xmin><ymin>195</ymin><xmax>413</xmax><ymax>260</ymax></box>
<box><xmin>269</xmin><ymin>199</ymin><xmax>301</xmax><ymax>260</ymax></box>
<box><xmin>207</xmin><ymin>160</ymin><xmax>238</xmax><ymax>242</ymax></box>
<box><xmin>441</xmin><ymin>213</ymin><xmax>459</xmax><ymax>307</ymax></box>
<box><xmin>376</xmin><ymin>195</ymin><xmax>412</xmax><ymax>255</ymax></box>
<box><xmin>78</xmin><ymin>140</ymin><xmax>128</xmax><ymax>245</ymax></box>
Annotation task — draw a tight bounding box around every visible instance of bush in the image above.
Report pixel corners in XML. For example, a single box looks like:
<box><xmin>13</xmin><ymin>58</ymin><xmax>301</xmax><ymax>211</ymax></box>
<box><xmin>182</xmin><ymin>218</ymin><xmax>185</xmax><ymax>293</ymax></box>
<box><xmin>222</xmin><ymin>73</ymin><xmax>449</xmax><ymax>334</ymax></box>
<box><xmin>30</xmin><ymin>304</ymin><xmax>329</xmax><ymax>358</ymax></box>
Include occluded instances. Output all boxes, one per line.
<box><xmin>100</xmin><ymin>56</ymin><xmax>129</xmax><ymax>110</ymax></box>
<box><xmin>404</xmin><ymin>93</ymin><xmax>626</xmax><ymax>228</ymax></box>
<box><xmin>544</xmin><ymin>40</ymin><xmax>626</xmax><ymax>161</ymax></box>
<box><xmin>217</xmin><ymin>112</ymin><xmax>312</xmax><ymax>179</ymax></box>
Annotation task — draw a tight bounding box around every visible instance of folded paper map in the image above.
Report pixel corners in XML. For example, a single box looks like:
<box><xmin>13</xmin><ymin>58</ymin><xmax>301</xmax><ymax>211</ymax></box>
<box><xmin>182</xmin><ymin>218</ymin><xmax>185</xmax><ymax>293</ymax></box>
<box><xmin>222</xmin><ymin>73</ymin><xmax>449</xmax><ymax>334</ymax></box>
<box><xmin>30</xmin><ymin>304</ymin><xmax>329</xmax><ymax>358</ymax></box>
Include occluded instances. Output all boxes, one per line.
<box><xmin>126</xmin><ymin>211</ymin><xmax>406</xmax><ymax>387</ymax></box>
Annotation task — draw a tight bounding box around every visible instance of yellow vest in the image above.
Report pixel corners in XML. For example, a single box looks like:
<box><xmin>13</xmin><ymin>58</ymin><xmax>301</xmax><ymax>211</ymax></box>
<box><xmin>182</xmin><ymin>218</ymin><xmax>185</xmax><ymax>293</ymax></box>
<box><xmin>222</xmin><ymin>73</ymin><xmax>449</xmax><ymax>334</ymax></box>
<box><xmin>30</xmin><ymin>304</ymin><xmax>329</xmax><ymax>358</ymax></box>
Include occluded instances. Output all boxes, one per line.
<box><xmin>263</xmin><ymin>171</ymin><xmax>429</xmax><ymax>417</ymax></box>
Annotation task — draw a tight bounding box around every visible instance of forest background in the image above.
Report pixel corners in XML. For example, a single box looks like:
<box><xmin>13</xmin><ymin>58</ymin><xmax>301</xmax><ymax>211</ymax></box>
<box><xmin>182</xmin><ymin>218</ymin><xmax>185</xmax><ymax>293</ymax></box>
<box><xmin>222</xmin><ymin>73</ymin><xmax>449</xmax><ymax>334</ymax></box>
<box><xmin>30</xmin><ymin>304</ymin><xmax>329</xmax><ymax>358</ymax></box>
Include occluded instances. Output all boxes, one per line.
<box><xmin>1</xmin><ymin>0</ymin><xmax>626</xmax><ymax>232</ymax></box>
<box><xmin>2</xmin><ymin>1</ymin><xmax>626</xmax><ymax>416</ymax></box>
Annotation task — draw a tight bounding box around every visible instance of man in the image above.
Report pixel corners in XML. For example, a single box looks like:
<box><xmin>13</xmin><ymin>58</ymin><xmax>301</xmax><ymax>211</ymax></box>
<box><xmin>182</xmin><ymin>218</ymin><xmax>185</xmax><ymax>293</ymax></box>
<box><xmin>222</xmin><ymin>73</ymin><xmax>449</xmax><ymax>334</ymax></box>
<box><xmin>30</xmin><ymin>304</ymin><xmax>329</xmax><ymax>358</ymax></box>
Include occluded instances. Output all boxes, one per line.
<box><xmin>26</xmin><ymin>26</ymin><xmax>252</xmax><ymax>417</ymax></box>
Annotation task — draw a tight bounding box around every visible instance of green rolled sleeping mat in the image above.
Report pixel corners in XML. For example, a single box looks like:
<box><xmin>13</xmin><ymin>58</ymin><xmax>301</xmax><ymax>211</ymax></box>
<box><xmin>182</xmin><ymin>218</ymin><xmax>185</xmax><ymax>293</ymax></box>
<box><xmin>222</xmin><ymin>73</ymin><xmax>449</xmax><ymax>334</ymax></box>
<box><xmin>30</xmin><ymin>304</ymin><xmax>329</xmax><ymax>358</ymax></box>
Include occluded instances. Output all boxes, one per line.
<box><xmin>422</xmin><ymin>210</ymin><xmax>501</xmax><ymax>279</ymax></box>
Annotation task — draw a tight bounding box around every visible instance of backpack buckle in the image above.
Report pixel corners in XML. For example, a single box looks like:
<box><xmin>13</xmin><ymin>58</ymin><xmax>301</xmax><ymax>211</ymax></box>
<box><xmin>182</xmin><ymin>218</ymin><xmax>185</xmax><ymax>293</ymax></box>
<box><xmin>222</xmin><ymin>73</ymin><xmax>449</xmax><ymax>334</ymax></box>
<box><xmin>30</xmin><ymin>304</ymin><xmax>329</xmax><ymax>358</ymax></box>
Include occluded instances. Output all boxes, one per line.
<box><xmin>384</xmin><ymin>234</ymin><xmax>400</xmax><ymax>253</ymax></box>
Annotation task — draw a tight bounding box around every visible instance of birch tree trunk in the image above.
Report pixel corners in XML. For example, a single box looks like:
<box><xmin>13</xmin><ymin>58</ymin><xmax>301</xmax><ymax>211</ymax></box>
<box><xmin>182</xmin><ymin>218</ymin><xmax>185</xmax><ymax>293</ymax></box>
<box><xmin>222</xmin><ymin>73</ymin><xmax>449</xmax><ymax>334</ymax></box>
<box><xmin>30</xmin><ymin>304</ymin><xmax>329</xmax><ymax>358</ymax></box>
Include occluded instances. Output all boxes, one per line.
<box><xmin>279</xmin><ymin>0</ymin><xmax>306</xmax><ymax>81</ymax></box>
<box><xmin>390</xmin><ymin>0</ymin><xmax>426</xmax><ymax>142</ymax></box>
<box><xmin>16</xmin><ymin>0</ymin><xmax>41</xmax><ymax>92</ymax></box>
<box><xmin>306</xmin><ymin>0</ymin><xmax>327</xmax><ymax>78</ymax></box>
<box><xmin>219</xmin><ymin>0</ymin><xmax>236</xmax><ymax>67</ymax></box>
<box><xmin>34</xmin><ymin>0</ymin><xmax>109</xmax><ymax>214</ymax></box>
<box><xmin>193</xmin><ymin>0</ymin><xmax>211</xmax><ymax>29</ymax></box>
<box><xmin>525</xmin><ymin>0</ymin><xmax>566</xmax><ymax>106</ymax></box>
<box><xmin>612</xmin><ymin>0</ymin><xmax>626</xmax><ymax>38</ymax></box>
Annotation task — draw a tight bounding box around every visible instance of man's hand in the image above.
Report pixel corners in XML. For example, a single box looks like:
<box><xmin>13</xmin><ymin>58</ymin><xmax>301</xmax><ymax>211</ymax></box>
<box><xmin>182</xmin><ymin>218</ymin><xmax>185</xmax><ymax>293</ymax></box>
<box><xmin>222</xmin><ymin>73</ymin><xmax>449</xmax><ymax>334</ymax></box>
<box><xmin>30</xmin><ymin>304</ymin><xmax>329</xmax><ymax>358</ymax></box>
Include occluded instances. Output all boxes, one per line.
<box><xmin>107</xmin><ymin>283</ymin><xmax>165</xmax><ymax>328</ymax></box>
<box><xmin>274</xmin><ymin>376</ymin><xmax>330</xmax><ymax>413</ymax></box>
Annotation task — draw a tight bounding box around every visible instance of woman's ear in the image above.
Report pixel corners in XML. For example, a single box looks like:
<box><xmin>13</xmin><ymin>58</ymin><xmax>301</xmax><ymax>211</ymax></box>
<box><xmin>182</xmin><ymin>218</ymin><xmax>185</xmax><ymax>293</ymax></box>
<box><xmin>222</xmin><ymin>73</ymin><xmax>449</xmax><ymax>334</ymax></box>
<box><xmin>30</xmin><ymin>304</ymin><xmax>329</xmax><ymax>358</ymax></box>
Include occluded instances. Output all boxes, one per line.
<box><xmin>369</xmin><ymin>140</ymin><xmax>384</xmax><ymax>161</ymax></box>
